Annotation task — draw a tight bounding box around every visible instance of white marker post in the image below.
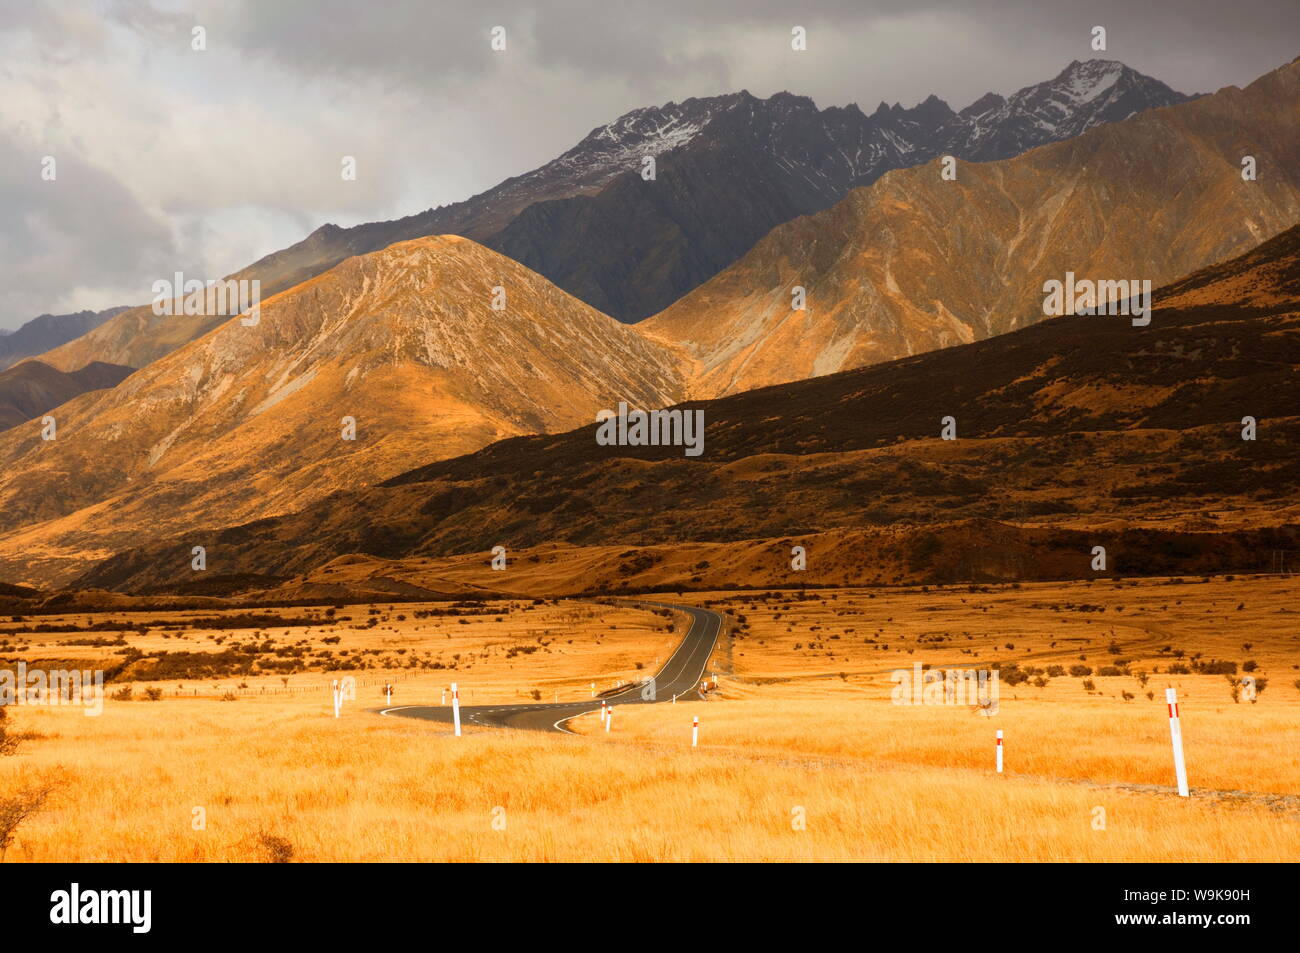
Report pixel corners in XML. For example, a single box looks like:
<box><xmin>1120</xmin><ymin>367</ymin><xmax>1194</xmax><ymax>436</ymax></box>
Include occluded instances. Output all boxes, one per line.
<box><xmin>605</xmin><ymin>705</ymin><xmax>612</xmax><ymax>733</ymax></box>
<box><xmin>1166</xmin><ymin>688</ymin><xmax>1190</xmax><ymax>796</ymax></box>
<box><xmin>451</xmin><ymin>681</ymin><xmax>462</xmax><ymax>737</ymax></box>
<box><xmin>600</xmin><ymin>699</ymin><xmax>608</xmax><ymax>727</ymax></box>
<box><xmin>691</xmin><ymin>715</ymin><xmax>699</xmax><ymax>748</ymax></box>
<box><xmin>441</xmin><ymin>688</ymin><xmax>447</xmax><ymax>706</ymax></box>
<box><xmin>332</xmin><ymin>679</ymin><xmax>340</xmax><ymax>718</ymax></box>
<box><xmin>995</xmin><ymin>729</ymin><xmax>1003</xmax><ymax>774</ymax></box>
<box><xmin>590</xmin><ymin>682</ymin><xmax>595</xmax><ymax>698</ymax></box>
<box><xmin>385</xmin><ymin>683</ymin><xmax>392</xmax><ymax>706</ymax></box>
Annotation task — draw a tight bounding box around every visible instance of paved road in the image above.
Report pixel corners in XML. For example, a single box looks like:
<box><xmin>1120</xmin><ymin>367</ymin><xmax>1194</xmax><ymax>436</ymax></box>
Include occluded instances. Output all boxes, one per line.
<box><xmin>380</xmin><ymin>602</ymin><xmax>722</xmax><ymax>733</ymax></box>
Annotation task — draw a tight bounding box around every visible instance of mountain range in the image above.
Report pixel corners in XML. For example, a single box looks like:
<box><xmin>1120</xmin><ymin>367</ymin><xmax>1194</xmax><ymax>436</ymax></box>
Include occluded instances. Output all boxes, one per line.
<box><xmin>239</xmin><ymin>59</ymin><xmax>1193</xmax><ymax>324</ymax></box>
<box><xmin>645</xmin><ymin>57</ymin><xmax>1300</xmax><ymax>397</ymax></box>
<box><xmin>0</xmin><ymin>307</ymin><xmax>129</xmax><ymax>371</ymax></box>
<box><xmin>28</xmin><ymin>58</ymin><xmax>1192</xmax><ymax>377</ymax></box>
<box><xmin>488</xmin><ymin>59</ymin><xmax>1192</xmax><ymax>322</ymax></box>
<box><xmin>77</xmin><ymin>220</ymin><xmax>1300</xmax><ymax>593</ymax></box>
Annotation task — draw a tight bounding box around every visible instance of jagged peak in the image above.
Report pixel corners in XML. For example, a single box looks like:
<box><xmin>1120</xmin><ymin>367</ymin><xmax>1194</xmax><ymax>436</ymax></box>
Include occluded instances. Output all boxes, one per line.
<box><xmin>958</xmin><ymin>90</ymin><xmax>1006</xmax><ymax>117</ymax></box>
<box><xmin>1053</xmin><ymin>57</ymin><xmax>1127</xmax><ymax>79</ymax></box>
<box><xmin>766</xmin><ymin>90</ymin><xmax>818</xmax><ymax>110</ymax></box>
<box><xmin>909</xmin><ymin>93</ymin><xmax>956</xmax><ymax>123</ymax></box>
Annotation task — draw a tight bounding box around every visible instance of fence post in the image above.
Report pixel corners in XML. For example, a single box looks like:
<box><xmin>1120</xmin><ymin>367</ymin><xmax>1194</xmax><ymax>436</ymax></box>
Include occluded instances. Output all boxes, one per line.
<box><xmin>1166</xmin><ymin>688</ymin><xmax>1190</xmax><ymax>796</ymax></box>
<box><xmin>452</xmin><ymin>682</ymin><xmax>462</xmax><ymax>737</ymax></box>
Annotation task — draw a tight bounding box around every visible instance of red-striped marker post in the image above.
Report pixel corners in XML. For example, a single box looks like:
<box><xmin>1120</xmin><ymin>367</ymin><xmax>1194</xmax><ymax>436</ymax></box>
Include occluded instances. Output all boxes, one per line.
<box><xmin>600</xmin><ymin>699</ymin><xmax>608</xmax><ymax>727</ymax></box>
<box><xmin>385</xmin><ymin>683</ymin><xmax>392</xmax><ymax>706</ymax></box>
<box><xmin>605</xmin><ymin>705</ymin><xmax>613</xmax><ymax>733</ymax></box>
<box><xmin>451</xmin><ymin>681</ymin><xmax>462</xmax><ymax>737</ymax></box>
<box><xmin>332</xmin><ymin>679</ymin><xmax>341</xmax><ymax>718</ymax></box>
<box><xmin>1166</xmin><ymin>688</ymin><xmax>1189</xmax><ymax>796</ymax></box>
<box><xmin>691</xmin><ymin>715</ymin><xmax>699</xmax><ymax>748</ymax></box>
<box><xmin>995</xmin><ymin>729</ymin><xmax>1003</xmax><ymax>773</ymax></box>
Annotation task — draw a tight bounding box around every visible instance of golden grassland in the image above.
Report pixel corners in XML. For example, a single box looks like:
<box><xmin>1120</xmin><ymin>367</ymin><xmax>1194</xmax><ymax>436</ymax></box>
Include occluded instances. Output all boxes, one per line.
<box><xmin>8</xmin><ymin>699</ymin><xmax>1300</xmax><ymax>863</ymax></box>
<box><xmin>0</xmin><ymin>599</ymin><xmax>680</xmax><ymax>705</ymax></box>
<box><xmin>571</xmin><ymin>687</ymin><xmax>1300</xmax><ymax>797</ymax></box>
<box><xmin>1</xmin><ymin>577</ymin><xmax>1297</xmax><ymax>862</ymax></box>
<box><xmin>692</xmin><ymin>573</ymin><xmax>1300</xmax><ymax>685</ymax></box>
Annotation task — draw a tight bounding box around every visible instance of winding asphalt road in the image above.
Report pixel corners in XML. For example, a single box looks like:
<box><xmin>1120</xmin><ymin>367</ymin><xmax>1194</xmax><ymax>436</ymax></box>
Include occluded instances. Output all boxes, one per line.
<box><xmin>380</xmin><ymin>602</ymin><xmax>722</xmax><ymax>733</ymax></box>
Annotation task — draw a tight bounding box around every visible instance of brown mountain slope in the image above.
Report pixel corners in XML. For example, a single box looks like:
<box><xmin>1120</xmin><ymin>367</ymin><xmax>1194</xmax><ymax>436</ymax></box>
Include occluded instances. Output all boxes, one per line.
<box><xmin>641</xmin><ymin>57</ymin><xmax>1300</xmax><ymax>398</ymax></box>
<box><xmin>0</xmin><ymin>360</ymin><xmax>135</xmax><ymax>430</ymax></box>
<box><xmin>77</xmin><ymin>224</ymin><xmax>1300</xmax><ymax>593</ymax></box>
<box><xmin>0</xmin><ymin>307</ymin><xmax>129</xmax><ymax>371</ymax></box>
<box><xmin>0</xmin><ymin>236</ymin><xmax>684</xmax><ymax>586</ymax></box>
<box><xmin>36</xmin><ymin>309</ymin><xmax>227</xmax><ymax>374</ymax></box>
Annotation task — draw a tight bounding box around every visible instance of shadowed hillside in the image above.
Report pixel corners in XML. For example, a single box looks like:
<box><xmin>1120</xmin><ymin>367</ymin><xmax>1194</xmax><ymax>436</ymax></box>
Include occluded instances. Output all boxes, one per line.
<box><xmin>0</xmin><ymin>360</ymin><xmax>134</xmax><ymax>430</ymax></box>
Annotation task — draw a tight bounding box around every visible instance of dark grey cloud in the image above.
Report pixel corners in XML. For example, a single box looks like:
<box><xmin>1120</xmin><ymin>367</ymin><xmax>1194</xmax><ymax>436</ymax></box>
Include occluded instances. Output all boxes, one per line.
<box><xmin>0</xmin><ymin>126</ymin><xmax>176</xmax><ymax>324</ymax></box>
<box><xmin>216</xmin><ymin>0</ymin><xmax>1300</xmax><ymax>104</ymax></box>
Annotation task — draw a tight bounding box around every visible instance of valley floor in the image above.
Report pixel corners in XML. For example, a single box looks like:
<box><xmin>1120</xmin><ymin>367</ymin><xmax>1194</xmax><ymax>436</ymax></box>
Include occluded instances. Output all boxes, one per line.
<box><xmin>1</xmin><ymin>576</ymin><xmax>1296</xmax><ymax>862</ymax></box>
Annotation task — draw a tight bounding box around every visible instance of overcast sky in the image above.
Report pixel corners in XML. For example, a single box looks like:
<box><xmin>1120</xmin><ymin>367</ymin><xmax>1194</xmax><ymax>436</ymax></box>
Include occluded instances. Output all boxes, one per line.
<box><xmin>2</xmin><ymin>0</ymin><xmax>1297</xmax><ymax>329</ymax></box>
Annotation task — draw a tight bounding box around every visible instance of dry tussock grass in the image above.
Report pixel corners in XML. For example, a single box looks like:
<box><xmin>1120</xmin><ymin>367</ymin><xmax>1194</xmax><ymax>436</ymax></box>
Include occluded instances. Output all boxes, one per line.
<box><xmin>1</xmin><ymin>576</ymin><xmax>1295</xmax><ymax>861</ymax></box>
